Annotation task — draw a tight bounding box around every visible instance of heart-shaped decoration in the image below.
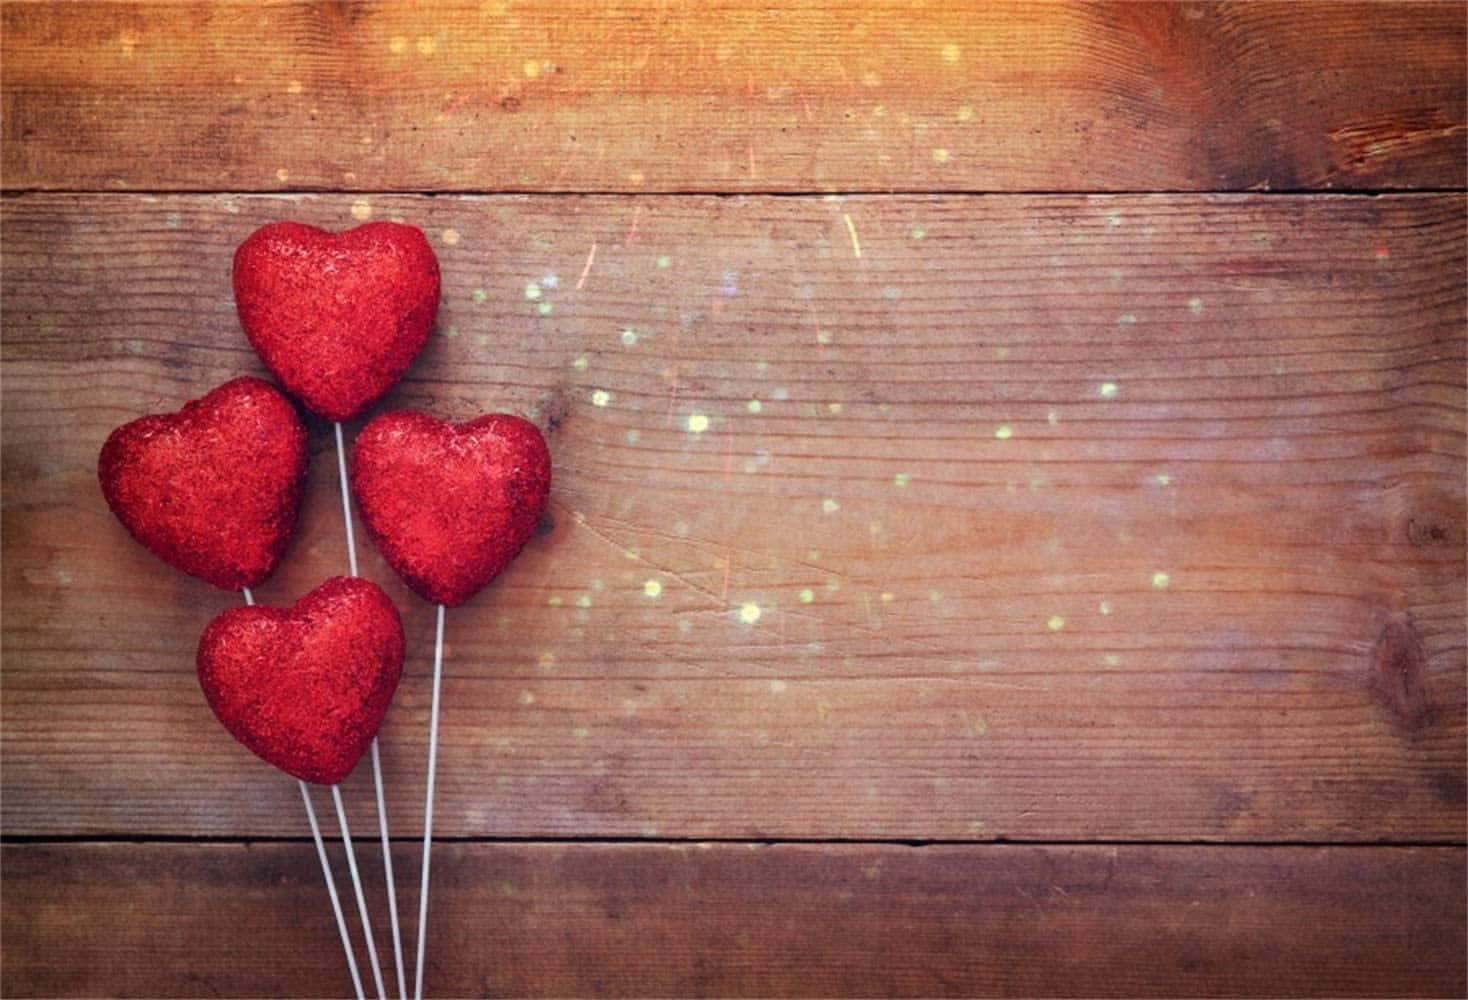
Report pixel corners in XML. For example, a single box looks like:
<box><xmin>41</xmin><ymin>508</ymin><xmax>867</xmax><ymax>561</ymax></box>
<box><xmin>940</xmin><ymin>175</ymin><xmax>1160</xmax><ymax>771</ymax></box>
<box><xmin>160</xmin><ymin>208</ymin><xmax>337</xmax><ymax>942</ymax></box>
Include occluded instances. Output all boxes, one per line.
<box><xmin>232</xmin><ymin>221</ymin><xmax>441</xmax><ymax>422</ymax></box>
<box><xmin>98</xmin><ymin>376</ymin><xmax>308</xmax><ymax>591</ymax></box>
<box><xmin>351</xmin><ymin>411</ymin><xmax>551</xmax><ymax>607</ymax></box>
<box><xmin>197</xmin><ymin>576</ymin><xmax>405</xmax><ymax>785</ymax></box>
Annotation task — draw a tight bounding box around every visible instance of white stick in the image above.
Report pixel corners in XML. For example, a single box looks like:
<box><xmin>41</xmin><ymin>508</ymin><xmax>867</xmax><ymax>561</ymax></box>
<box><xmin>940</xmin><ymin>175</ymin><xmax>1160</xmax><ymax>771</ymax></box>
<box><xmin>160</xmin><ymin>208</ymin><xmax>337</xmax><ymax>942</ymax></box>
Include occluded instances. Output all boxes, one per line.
<box><xmin>335</xmin><ymin>422</ymin><xmax>360</xmax><ymax>578</ymax></box>
<box><xmin>301</xmin><ymin>781</ymin><xmax>366</xmax><ymax>1000</ymax></box>
<box><xmin>333</xmin><ymin>785</ymin><xmax>388</xmax><ymax>1000</ymax></box>
<box><xmin>336</xmin><ymin>420</ymin><xmax>407</xmax><ymax>998</ymax></box>
<box><xmin>372</xmin><ymin>739</ymin><xmax>408</xmax><ymax>1000</ymax></box>
<box><xmin>414</xmin><ymin>603</ymin><xmax>445</xmax><ymax>1000</ymax></box>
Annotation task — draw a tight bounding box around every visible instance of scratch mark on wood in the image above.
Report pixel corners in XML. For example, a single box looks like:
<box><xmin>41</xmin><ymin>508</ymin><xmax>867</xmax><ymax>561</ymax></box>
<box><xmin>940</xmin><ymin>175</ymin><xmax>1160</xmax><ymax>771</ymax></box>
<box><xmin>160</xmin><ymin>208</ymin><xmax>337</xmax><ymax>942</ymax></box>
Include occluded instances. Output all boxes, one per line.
<box><xmin>843</xmin><ymin>212</ymin><xmax>862</xmax><ymax>259</ymax></box>
<box><xmin>575</xmin><ymin>242</ymin><xmax>597</xmax><ymax>290</ymax></box>
<box><xmin>553</xmin><ymin>499</ymin><xmax>725</xmax><ymax>608</ymax></box>
<box><xmin>1329</xmin><ymin>110</ymin><xmax>1467</xmax><ymax>173</ymax></box>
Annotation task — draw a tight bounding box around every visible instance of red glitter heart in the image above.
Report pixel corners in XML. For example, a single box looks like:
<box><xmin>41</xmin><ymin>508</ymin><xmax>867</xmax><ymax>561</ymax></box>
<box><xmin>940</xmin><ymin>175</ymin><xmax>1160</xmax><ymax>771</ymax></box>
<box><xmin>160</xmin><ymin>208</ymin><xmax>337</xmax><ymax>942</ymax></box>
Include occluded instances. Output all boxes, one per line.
<box><xmin>197</xmin><ymin>576</ymin><xmax>405</xmax><ymax>785</ymax></box>
<box><xmin>350</xmin><ymin>411</ymin><xmax>551</xmax><ymax>607</ymax></box>
<box><xmin>98</xmin><ymin>377</ymin><xmax>308</xmax><ymax>591</ymax></box>
<box><xmin>232</xmin><ymin>221</ymin><xmax>441</xmax><ymax>422</ymax></box>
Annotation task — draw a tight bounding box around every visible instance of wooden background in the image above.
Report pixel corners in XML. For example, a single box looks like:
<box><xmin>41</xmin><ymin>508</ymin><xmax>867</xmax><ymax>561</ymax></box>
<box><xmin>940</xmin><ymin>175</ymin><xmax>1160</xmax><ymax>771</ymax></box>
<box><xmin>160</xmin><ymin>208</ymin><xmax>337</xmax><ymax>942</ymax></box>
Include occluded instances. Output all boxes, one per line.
<box><xmin>3</xmin><ymin>2</ymin><xmax>1464</xmax><ymax>996</ymax></box>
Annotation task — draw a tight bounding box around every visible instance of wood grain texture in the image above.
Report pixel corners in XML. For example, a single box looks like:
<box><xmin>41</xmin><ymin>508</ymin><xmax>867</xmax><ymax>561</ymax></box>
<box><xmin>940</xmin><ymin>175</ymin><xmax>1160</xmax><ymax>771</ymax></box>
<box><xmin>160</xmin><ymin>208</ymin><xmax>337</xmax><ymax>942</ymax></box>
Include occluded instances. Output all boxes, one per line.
<box><xmin>3</xmin><ymin>841</ymin><xmax>1463</xmax><ymax>998</ymax></box>
<box><xmin>3</xmin><ymin>1</ymin><xmax>1464</xmax><ymax>194</ymax></box>
<box><xmin>3</xmin><ymin>192</ymin><xmax>1463</xmax><ymax>841</ymax></box>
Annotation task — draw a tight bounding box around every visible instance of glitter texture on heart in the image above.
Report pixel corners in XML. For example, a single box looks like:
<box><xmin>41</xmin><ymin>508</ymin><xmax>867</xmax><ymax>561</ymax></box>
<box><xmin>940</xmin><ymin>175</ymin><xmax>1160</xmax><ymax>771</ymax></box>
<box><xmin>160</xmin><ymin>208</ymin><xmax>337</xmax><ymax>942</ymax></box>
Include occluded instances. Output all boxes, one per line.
<box><xmin>233</xmin><ymin>221</ymin><xmax>441</xmax><ymax>422</ymax></box>
<box><xmin>350</xmin><ymin>411</ymin><xmax>552</xmax><ymax>607</ymax></box>
<box><xmin>197</xmin><ymin>576</ymin><xmax>405</xmax><ymax>784</ymax></box>
<box><xmin>98</xmin><ymin>376</ymin><xmax>308</xmax><ymax>590</ymax></box>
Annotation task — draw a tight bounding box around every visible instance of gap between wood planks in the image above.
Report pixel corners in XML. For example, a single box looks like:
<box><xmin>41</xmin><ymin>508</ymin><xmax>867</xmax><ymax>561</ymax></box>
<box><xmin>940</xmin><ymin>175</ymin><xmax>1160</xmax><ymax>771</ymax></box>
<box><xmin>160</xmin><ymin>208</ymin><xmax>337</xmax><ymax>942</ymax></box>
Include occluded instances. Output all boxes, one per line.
<box><xmin>5</xmin><ymin>834</ymin><xmax>1465</xmax><ymax>848</ymax></box>
<box><xmin>3</xmin><ymin>186</ymin><xmax>1466</xmax><ymax>198</ymax></box>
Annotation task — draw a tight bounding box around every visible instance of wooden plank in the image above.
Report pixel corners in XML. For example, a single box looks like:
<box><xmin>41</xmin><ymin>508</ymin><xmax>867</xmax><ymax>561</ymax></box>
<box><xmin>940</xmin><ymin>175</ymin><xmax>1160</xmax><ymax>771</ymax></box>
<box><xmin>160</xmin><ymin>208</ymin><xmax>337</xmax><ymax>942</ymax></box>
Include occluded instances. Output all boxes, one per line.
<box><xmin>2</xmin><ymin>2</ymin><xmax>1463</xmax><ymax>193</ymax></box>
<box><xmin>3</xmin><ymin>841</ymin><xmax>1463</xmax><ymax>998</ymax></box>
<box><xmin>2</xmin><ymin>193</ymin><xmax>1464</xmax><ymax>840</ymax></box>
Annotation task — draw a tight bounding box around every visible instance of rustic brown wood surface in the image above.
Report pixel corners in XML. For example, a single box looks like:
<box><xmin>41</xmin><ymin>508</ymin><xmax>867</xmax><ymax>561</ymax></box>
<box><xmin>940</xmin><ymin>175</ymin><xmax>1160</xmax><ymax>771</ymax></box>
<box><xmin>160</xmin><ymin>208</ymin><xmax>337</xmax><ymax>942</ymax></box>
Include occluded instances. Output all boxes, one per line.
<box><xmin>3</xmin><ymin>2</ymin><xmax>1465</xmax><ymax>193</ymax></box>
<box><xmin>2</xmin><ymin>2</ymin><xmax>1465</xmax><ymax>997</ymax></box>
<box><xmin>4</xmin><ymin>842</ymin><xmax>1465</xmax><ymax>998</ymax></box>
<box><xmin>4</xmin><ymin>191</ymin><xmax>1464</xmax><ymax>844</ymax></box>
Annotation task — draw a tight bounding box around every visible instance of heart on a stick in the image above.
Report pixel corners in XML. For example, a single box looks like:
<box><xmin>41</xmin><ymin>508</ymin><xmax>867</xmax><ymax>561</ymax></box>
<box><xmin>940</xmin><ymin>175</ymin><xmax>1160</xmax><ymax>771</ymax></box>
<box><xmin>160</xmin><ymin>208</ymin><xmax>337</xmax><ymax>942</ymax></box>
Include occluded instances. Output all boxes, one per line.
<box><xmin>98</xmin><ymin>376</ymin><xmax>308</xmax><ymax>591</ymax></box>
<box><xmin>232</xmin><ymin>221</ymin><xmax>441</xmax><ymax>422</ymax></box>
<box><xmin>197</xmin><ymin>576</ymin><xmax>405</xmax><ymax>785</ymax></box>
<box><xmin>350</xmin><ymin>412</ymin><xmax>551</xmax><ymax>607</ymax></box>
